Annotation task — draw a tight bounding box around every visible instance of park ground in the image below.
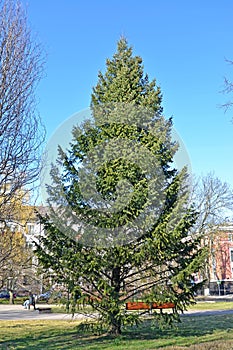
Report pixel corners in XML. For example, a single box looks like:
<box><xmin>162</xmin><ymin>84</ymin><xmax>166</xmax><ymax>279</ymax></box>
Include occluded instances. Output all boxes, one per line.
<box><xmin>1</xmin><ymin>299</ymin><xmax>233</xmax><ymax>349</ymax></box>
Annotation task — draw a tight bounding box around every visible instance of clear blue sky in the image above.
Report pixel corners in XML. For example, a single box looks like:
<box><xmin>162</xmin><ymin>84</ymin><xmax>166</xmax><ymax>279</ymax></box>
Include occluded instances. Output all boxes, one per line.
<box><xmin>23</xmin><ymin>0</ymin><xmax>233</xmax><ymax>187</ymax></box>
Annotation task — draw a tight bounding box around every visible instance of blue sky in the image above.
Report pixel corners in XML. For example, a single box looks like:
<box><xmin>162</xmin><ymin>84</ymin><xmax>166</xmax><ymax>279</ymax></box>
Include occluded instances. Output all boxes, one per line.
<box><xmin>23</xmin><ymin>0</ymin><xmax>233</xmax><ymax>187</ymax></box>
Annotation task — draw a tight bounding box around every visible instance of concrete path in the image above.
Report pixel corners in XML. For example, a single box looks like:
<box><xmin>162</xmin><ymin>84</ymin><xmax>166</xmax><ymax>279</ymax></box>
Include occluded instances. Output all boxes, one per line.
<box><xmin>0</xmin><ymin>304</ymin><xmax>86</xmax><ymax>321</ymax></box>
<box><xmin>182</xmin><ymin>308</ymin><xmax>233</xmax><ymax>317</ymax></box>
<box><xmin>1</xmin><ymin>303</ymin><xmax>233</xmax><ymax>321</ymax></box>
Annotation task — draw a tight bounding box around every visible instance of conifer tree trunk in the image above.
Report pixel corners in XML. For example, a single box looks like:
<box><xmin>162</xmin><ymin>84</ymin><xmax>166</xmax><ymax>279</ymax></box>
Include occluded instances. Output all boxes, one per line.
<box><xmin>110</xmin><ymin>312</ymin><xmax>121</xmax><ymax>336</ymax></box>
<box><xmin>110</xmin><ymin>266</ymin><xmax>121</xmax><ymax>335</ymax></box>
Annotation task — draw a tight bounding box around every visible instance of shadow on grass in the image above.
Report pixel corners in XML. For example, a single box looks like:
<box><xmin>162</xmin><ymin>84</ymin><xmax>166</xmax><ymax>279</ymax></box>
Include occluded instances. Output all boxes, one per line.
<box><xmin>1</xmin><ymin>314</ymin><xmax>233</xmax><ymax>349</ymax></box>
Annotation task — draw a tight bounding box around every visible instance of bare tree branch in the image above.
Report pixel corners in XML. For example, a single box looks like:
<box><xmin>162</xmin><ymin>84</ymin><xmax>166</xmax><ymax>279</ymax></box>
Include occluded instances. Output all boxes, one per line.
<box><xmin>0</xmin><ymin>0</ymin><xmax>45</xmax><ymax>219</ymax></box>
<box><xmin>0</xmin><ymin>0</ymin><xmax>45</xmax><ymax>292</ymax></box>
<box><xmin>220</xmin><ymin>58</ymin><xmax>233</xmax><ymax>114</ymax></box>
<box><xmin>191</xmin><ymin>172</ymin><xmax>233</xmax><ymax>235</ymax></box>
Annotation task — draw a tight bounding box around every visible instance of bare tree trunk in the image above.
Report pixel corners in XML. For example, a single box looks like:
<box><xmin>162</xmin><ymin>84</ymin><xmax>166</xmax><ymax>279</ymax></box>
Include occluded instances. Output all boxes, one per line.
<box><xmin>9</xmin><ymin>290</ymin><xmax>14</xmax><ymax>304</ymax></box>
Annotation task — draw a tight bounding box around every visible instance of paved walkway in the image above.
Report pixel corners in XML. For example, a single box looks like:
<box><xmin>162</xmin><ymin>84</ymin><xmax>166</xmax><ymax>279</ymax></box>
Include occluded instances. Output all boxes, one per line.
<box><xmin>0</xmin><ymin>304</ymin><xmax>86</xmax><ymax>321</ymax></box>
<box><xmin>1</xmin><ymin>303</ymin><xmax>233</xmax><ymax>321</ymax></box>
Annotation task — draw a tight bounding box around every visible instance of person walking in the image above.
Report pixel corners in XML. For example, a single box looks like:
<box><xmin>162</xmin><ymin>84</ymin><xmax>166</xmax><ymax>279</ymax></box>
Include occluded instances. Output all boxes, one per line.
<box><xmin>23</xmin><ymin>299</ymin><xmax>30</xmax><ymax>309</ymax></box>
<box><xmin>29</xmin><ymin>292</ymin><xmax>36</xmax><ymax>310</ymax></box>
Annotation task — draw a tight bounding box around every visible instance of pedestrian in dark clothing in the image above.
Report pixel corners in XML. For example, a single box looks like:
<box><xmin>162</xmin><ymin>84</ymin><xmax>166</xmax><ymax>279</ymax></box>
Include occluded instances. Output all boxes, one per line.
<box><xmin>29</xmin><ymin>292</ymin><xmax>36</xmax><ymax>310</ymax></box>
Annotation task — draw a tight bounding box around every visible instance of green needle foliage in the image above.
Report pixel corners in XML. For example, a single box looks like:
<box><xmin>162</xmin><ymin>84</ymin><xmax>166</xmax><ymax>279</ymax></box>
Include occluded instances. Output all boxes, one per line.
<box><xmin>35</xmin><ymin>38</ymin><xmax>206</xmax><ymax>336</ymax></box>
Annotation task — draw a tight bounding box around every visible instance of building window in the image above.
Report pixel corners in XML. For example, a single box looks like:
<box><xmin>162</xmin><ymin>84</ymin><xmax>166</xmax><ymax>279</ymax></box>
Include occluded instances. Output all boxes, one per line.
<box><xmin>27</xmin><ymin>224</ymin><xmax>35</xmax><ymax>235</ymax></box>
<box><xmin>230</xmin><ymin>249</ymin><xmax>233</xmax><ymax>263</ymax></box>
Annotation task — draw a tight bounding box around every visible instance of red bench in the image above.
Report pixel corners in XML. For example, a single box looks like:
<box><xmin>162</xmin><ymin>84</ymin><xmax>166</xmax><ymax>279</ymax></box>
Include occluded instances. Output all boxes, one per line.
<box><xmin>126</xmin><ymin>301</ymin><xmax>175</xmax><ymax>310</ymax></box>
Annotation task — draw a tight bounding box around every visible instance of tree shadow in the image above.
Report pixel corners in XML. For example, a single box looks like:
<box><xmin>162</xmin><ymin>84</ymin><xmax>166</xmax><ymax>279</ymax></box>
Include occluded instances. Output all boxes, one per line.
<box><xmin>1</xmin><ymin>314</ymin><xmax>233</xmax><ymax>349</ymax></box>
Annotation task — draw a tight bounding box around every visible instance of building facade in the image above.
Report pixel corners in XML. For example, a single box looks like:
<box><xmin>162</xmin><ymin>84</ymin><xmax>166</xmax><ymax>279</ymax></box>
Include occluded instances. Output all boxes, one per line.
<box><xmin>205</xmin><ymin>225</ymin><xmax>233</xmax><ymax>295</ymax></box>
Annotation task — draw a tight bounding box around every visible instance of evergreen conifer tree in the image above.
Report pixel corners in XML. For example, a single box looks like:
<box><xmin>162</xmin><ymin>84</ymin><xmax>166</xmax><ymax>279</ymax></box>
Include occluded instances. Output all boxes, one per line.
<box><xmin>36</xmin><ymin>38</ymin><xmax>206</xmax><ymax>335</ymax></box>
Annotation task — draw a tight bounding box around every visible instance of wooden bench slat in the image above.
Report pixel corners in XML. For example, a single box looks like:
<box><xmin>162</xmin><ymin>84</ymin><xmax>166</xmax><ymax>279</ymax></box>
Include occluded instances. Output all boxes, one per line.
<box><xmin>152</xmin><ymin>302</ymin><xmax>175</xmax><ymax>309</ymax></box>
<box><xmin>126</xmin><ymin>301</ymin><xmax>175</xmax><ymax>310</ymax></box>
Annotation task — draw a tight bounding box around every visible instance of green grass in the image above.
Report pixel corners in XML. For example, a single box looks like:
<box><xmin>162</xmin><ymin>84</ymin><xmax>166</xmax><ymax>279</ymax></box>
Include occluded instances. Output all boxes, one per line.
<box><xmin>189</xmin><ymin>300</ymin><xmax>233</xmax><ymax>311</ymax></box>
<box><xmin>0</xmin><ymin>297</ymin><xmax>25</xmax><ymax>305</ymax></box>
<box><xmin>1</xmin><ymin>311</ymin><xmax>233</xmax><ymax>349</ymax></box>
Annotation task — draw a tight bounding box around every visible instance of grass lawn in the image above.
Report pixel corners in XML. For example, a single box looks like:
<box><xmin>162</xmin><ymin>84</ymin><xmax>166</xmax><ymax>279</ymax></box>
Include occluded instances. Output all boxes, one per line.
<box><xmin>189</xmin><ymin>300</ymin><xmax>233</xmax><ymax>311</ymax></box>
<box><xmin>1</xmin><ymin>307</ymin><xmax>233</xmax><ymax>349</ymax></box>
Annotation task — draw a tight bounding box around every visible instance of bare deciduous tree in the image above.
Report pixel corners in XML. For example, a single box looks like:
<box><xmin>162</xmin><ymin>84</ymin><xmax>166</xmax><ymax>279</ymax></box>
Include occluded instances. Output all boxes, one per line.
<box><xmin>0</xmin><ymin>0</ymin><xmax>45</xmax><ymax>294</ymax></box>
<box><xmin>0</xmin><ymin>0</ymin><xmax>45</xmax><ymax>221</ymax></box>
<box><xmin>191</xmin><ymin>173</ymin><xmax>233</xmax><ymax>288</ymax></box>
<box><xmin>192</xmin><ymin>172</ymin><xmax>233</xmax><ymax>234</ymax></box>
